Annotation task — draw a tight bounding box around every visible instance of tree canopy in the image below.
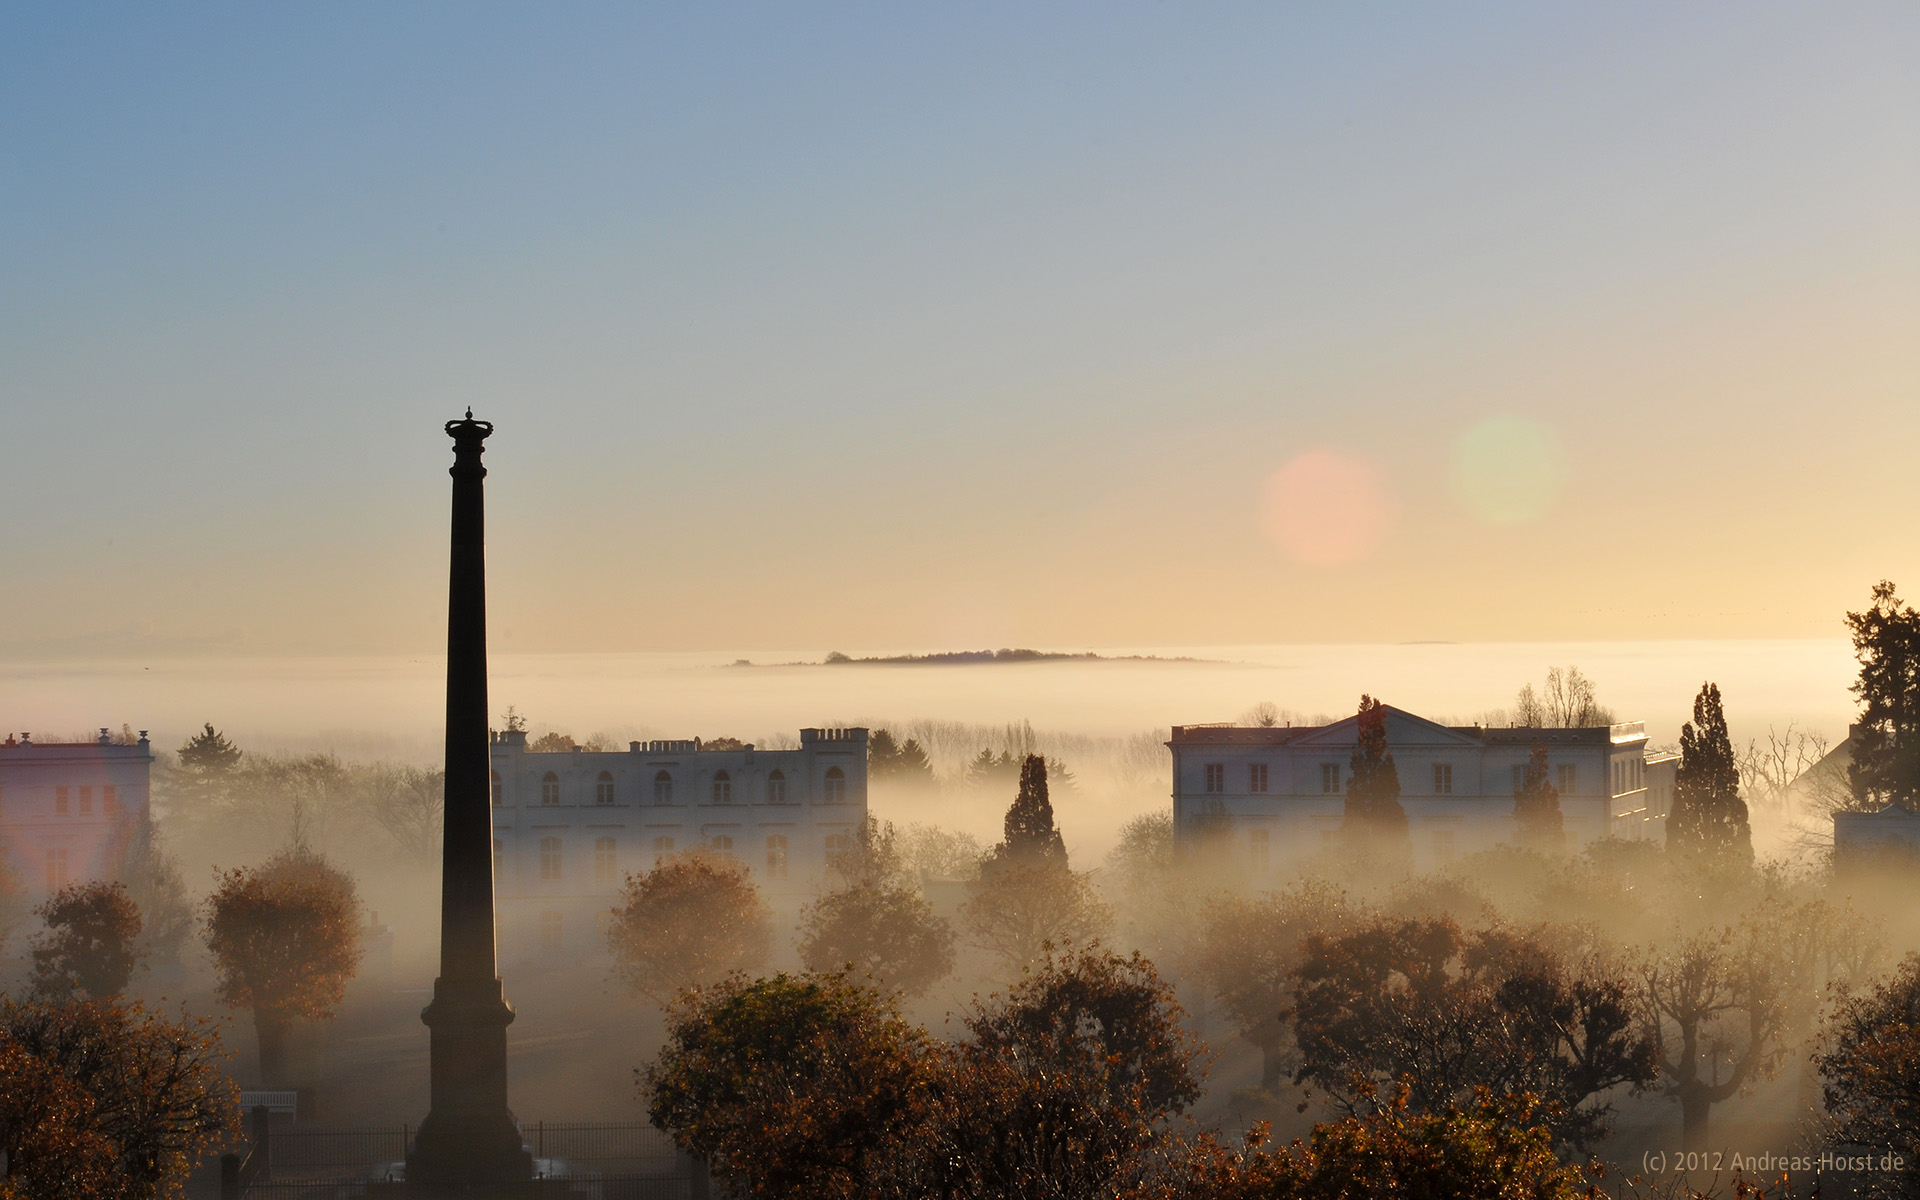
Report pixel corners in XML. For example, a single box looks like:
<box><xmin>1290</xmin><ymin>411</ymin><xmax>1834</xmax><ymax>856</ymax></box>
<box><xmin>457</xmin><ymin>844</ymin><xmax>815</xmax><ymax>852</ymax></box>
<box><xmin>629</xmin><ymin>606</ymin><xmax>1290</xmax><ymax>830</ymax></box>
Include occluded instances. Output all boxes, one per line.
<box><xmin>1847</xmin><ymin>580</ymin><xmax>1920</xmax><ymax>810</ymax></box>
<box><xmin>29</xmin><ymin>881</ymin><xmax>144</xmax><ymax>1001</ymax></box>
<box><xmin>606</xmin><ymin>851</ymin><xmax>773</xmax><ymax>1005</ymax></box>
<box><xmin>798</xmin><ymin>883</ymin><xmax>956</xmax><ymax>998</ymax></box>
<box><xmin>203</xmin><ymin>846</ymin><xmax>362</xmax><ymax>1085</ymax></box>
<box><xmin>1667</xmin><ymin>683</ymin><xmax>1753</xmax><ymax>865</ymax></box>
<box><xmin>0</xmin><ymin>996</ymin><xmax>239</xmax><ymax>1199</ymax></box>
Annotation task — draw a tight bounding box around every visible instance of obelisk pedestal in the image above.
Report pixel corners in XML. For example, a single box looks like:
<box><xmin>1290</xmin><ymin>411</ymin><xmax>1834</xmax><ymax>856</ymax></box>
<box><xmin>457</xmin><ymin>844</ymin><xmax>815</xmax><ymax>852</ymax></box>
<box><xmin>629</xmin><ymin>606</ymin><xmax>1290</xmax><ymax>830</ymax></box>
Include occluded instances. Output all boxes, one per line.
<box><xmin>406</xmin><ymin>414</ymin><xmax>533</xmax><ymax>1195</ymax></box>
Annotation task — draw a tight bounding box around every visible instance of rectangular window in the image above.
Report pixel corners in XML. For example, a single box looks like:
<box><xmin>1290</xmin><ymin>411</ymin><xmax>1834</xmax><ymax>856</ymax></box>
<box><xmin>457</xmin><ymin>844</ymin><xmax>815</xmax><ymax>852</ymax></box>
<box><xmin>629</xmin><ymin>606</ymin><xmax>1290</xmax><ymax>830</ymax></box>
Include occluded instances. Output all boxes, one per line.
<box><xmin>1249</xmin><ymin>763</ymin><xmax>1268</xmax><ymax>793</ymax></box>
<box><xmin>55</xmin><ymin>786</ymin><xmax>70</xmax><ymax>815</ymax></box>
<box><xmin>102</xmin><ymin>785</ymin><xmax>118</xmax><ymax>815</ymax></box>
<box><xmin>78</xmin><ymin>786</ymin><xmax>93</xmax><ymax>815</ymax></box>
<box><xmin>1560</xmin><ymin>764</ymin><xmax>1578</xmax><ymax>795</ymax></box>
<box><xmin>539</xmin><ymin>837</ymin><xmax>562</xmax><ymax>881</ymax></box>
<box><xmin>45</xmin><ymin>848</ymin><xmax>69</xmax><ymax>892</ymax></box>
<box><xmin>1432</xmin><ymin>764</ymin><xmax>1453</xmax><ymax>795</ymax></box>
<box><xmin>767</xmin><ymin>775</ymin><xmax>787</xmax><ymax>804</ymax></box>
<box><xmin>1320</xmin><ymin>764</ymin><xmax>1341</xmax><ymax>794</ymax></box>
<box><xmin>1204</xmin><ymin>764</ymin><xmax>1225</xmax><ymax>794</ymax></box>
<box><xmin>766</xmin><ymin>835</ymin><xmax>789</xmax><ymax>879</ymax></box>
<box><xmin>594</xmin><ymin>836</ymin><xmax>617</xmax><ymax>883</ymax></box>
<box><xmin>596</xmin><ymin>778</ymin><xmax>615</xmax><ymax>805</ymax></box>
<box><xmin>652</xmin><ymin>835</ymin><xmax>675</xmax><ymax>865</ymax></box>
<box><xmin>1512</xmin><ymin>764</ymin><xmax>1529</xmax><ymax>792</ymax></box>
<box><xmin>1249</xmin><ymin>829</ymin><xmax>1270</xmax><ymax>873</ymax></box>
<box><xmin>709</xmin><ymin>834</ymin><xmax>734</xmax><ymax>858</ymax></box>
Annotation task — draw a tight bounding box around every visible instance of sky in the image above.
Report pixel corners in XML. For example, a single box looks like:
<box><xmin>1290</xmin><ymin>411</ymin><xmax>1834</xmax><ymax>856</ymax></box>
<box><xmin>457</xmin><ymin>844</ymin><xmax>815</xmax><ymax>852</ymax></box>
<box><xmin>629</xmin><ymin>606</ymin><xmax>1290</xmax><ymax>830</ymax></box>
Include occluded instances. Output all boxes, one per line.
<box><xmin>2</xmin><ymin>3</ymin><xmax>1916</xmax><ymax>657</ymax></box>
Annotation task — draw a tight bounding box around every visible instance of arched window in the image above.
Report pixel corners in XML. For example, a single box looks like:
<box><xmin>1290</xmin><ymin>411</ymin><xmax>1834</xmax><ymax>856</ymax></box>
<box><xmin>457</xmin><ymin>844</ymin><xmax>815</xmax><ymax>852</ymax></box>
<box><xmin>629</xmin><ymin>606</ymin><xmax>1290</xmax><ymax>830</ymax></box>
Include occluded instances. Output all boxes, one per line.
<box><xmin>766</xmin><ymin>770</ymin><xmax>787</xmax><ymax>804</ymax></box>
<box><xmin>766</xmin><ymin>835</ymin><xmax>788</xmax><ymax>879</ymax></box>
<box><xmin>712</xmin><ymin>771</ymin><xmax>732</xmax><ymax>804</ymax></box>
<box><xmin>596</xmin><ymin>770</ymin><xmax>615</xmax><ymax>805</ymax></box>
<box><xmin>654</xmin><ymin>771</ymin><xmax>673</xmax><ymax>805</ymax></box>
<box><xmin>709</xmin><ymin>834</ymin><xmax>734</xmax><ymax>857</ymax></box>
<box><xmin>594</xmin><ymin>836</ymin><xmax>617</xmax><ymax>882</ymax></box>
<box><xmin>541</xmin><ymin>772</ymin><xmax>560</xmax><ymax>805</ymax></box>
<box><xmin>491</xmin><ymin>770</ymin><xmax>503</xmax><ymax>805</ymax></box>
<box><xmin>823</xmin><ymin>767</ymin><xmax>846</xmax><ymax>804</ymax></box>
<box><xmin>652</xmin><ymin>835</ymin><xmax>675</xmax><ymax>864</ymax></box>
<box><xmin>539</xmin><ymin>836</ymin><xmax>562</xmax><ymax>881</ymax></box>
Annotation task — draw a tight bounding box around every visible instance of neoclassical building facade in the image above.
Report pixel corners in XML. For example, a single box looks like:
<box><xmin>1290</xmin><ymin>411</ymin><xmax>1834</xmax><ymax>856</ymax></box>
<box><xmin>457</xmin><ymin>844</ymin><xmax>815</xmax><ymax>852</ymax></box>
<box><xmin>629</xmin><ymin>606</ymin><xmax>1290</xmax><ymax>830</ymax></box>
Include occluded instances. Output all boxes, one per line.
<box><xmin>487</xmin><ymin>726</ymin><xmax>869</xmax><ymax>969</ymax></box>
<box><xmin>1169</xmin><ymin>706</ymin><xmax>1662</xmax><ymax>872</ymax></box>
<box><xmin>0</xmin><ymin>729</ymin><xmax>154</xmax><ymax>894</ymax></box>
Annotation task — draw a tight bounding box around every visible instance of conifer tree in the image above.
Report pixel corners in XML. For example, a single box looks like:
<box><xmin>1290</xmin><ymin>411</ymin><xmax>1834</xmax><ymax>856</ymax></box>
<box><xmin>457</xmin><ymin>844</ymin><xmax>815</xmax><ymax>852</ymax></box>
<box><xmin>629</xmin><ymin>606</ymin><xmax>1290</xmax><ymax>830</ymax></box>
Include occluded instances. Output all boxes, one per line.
<box><xmin>1342</xmin><ymin>696</ymin><xmax>1408</xmax><ymax>852</ymax></box>
<box><xmin>1846</xmin><ymin>580</ymin><xmax>1920</xmax><ymax>810</ymax></box>
<box><xmin>173</xmin><ymin>723</ymin><xmax>242</xmax><ymax>808</ymax></box>
<box><xmin>991</xmin><ymin>755</ymin><xmax>1067</xmax><ymax>870</ymax></box>
<box><xmin>1667</xmin><ymin>683</ymin><xmax>1752</xmax><ymax>865</ymax></box>
<box><xmin>1512</xmin><ymin>741</ymin><xmax>1564</xmax><ymax>850</ymax></box>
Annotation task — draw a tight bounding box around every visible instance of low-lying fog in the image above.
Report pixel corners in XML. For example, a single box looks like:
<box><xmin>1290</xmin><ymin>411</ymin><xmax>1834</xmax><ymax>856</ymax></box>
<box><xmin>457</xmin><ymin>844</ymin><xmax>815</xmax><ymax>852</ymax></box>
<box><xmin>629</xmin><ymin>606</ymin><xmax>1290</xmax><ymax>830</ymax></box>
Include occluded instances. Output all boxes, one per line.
<box><xmin>7</xmin><ymin>637</ymin><xmax>1858</xmax><ymax>863</ymax></box>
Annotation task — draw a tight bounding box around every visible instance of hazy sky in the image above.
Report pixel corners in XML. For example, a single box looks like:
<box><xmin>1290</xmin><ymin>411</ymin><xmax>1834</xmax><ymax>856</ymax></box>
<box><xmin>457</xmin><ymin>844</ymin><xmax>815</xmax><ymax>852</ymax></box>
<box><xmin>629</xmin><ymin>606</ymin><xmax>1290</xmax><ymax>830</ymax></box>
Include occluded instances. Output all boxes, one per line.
<box><xmin>3</xmin><ymin>4</ymin><xmax>1915</xmax><ymax>656</ymax></box>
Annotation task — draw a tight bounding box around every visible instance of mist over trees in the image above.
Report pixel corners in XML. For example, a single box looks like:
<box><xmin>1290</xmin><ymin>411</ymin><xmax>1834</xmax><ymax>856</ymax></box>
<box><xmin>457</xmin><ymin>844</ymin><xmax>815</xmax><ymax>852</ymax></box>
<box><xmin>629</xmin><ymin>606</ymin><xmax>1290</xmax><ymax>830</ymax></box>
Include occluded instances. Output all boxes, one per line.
<box><xmin>1668</xmin><ymin>683</ymin><xmax>1754</xmax><ymax>867</ymax></box>
<box><xmin>1847</xmin><ymin>580</ymin><xmax>1920</xmax><ymax>811</ymax></box>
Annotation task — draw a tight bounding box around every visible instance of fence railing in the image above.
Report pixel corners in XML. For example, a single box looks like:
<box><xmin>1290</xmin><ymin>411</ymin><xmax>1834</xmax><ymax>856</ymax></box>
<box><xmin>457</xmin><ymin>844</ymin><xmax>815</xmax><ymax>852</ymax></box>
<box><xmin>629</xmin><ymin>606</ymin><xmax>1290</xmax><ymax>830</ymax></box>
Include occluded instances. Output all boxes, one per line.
<box><xmin>226</xmin><ymin>1120</ymin><xmax>699</xmax><ymax>1199</ymax></box>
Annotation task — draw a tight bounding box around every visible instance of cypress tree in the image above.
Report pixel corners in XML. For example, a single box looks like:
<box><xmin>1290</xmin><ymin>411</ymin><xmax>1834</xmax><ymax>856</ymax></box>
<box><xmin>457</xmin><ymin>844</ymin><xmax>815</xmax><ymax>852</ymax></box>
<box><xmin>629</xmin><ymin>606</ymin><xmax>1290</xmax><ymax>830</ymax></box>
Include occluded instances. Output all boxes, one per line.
<box><xmin>1343</xmin><ymin>696</ymin><xmax>1408</xmax><ymax>852</ymax></box>
<box><xmin>1512</xmin><ymin>741</ymin><xmax>1564</xmax><ymax>850</ymax></box>
<box><xmin>1667</xmin><ymin>682</ymin><xmax>1752</xmax><ymax>865</ymax></box>
<box><xmin>990</xmin><ymin>754</ymin><xmax>1067</xmax><ymax>870</ymax></box>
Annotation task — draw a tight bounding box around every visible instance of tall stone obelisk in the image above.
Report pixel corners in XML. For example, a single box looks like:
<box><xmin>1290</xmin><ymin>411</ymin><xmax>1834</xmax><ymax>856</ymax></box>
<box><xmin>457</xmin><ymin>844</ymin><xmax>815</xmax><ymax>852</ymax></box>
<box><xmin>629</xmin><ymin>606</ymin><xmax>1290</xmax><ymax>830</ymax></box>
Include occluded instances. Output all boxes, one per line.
<box><xmin>408</xmin><ymin>412</ymin><xmax>533</xmax><ymax>1193</ymax></box>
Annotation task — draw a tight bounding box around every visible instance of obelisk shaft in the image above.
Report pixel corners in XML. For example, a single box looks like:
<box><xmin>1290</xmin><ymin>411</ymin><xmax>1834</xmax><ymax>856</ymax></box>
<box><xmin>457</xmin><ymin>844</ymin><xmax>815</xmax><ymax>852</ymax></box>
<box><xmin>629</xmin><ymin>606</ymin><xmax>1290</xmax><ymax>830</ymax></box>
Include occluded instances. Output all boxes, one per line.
<box><xmin>409</xmin><ymin>415</ymin><xmax>531</xmax><ymax>1192</ymax></box>
<box><xmin>440</xmin><ymin>418</ymin><xmax>496</xmax><ymax>981</ymax></box>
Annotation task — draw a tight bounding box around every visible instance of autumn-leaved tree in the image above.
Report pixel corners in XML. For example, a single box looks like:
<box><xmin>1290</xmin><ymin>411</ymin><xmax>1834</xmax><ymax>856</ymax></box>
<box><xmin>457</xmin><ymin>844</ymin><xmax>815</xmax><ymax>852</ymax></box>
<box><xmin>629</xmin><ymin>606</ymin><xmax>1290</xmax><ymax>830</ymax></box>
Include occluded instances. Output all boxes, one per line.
<box><xmin>645</xmin><ymin>971</ymin><xmax>940</xmax><ymax>1200</ymax></box>
<box><xmin>798</xmin><ymin>884</ymin><xmax>956</xmax><ymax>998</ymax></box>
<box><xmin>607</xmin><ymin>851</ymin><xmax>773</xmax><ymax>1005</ymax></box>
<box><xmin>1210</xmin><ymin>1085</ymin><xmax>1591</xmax><ymax>1200</ymax></box>
<box><xmin>645</xmin><ymin>949</ymin><xmax>1205</xmax><ymax>1200</ymax></box>
<box><xmin>1342</xmin><ymin>696</ymin><xmax>1408</xmax><ymax>857</ymax></box>
<box><xmin>1193</xmin><ymin>879</ymin><xmax>1361</xmax><ymax>1090</ymax></box>
<box><xmin>1817</xmin><ymin>953</ymin><xmax>1920</xmax><ymax>1199</ymax></box>
<box><xmin>1847</xmin><ymin>581</ymin><xmax>1920</xmax><ymax>811</ymax></box>
<box><xmin>0</xmin><ymin>996</ymin><xmax>239</xmax><ymax>1200</ymax></box>
<box><xmin>203</xmin><ymin>847</ymin><xmax>362</xmax><ymax>1085</ymax></box>
<box><xmin>29</xmin><ymin>881</ymin><xmax>144</xmax><ymax>1001</ymax></box>
<box><xmin>1667</xmin><ymin>683</ymin><xmax>1753</xmax><ymax>866</ymax></box>
<box><xmin>1512</xmin><ymin>741</ymin><xmax>1565</xmax><ymax>851</ymax></box>
<box><xmin>962</xmin><ymin>756</ymin><xmax>1110</xmax><ymax>973</ymax></box>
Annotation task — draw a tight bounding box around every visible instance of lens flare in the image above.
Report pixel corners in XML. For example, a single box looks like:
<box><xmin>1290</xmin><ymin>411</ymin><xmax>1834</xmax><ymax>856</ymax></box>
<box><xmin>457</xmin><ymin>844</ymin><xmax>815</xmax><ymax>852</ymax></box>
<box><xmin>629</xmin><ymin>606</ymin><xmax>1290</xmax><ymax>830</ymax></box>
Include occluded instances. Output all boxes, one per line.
<box><xmin>1260</xmin><ymin>450</ymin><xmax>1395</xmax><ymax>566</ymax></box>
<box><xmin>1448</xmin><ymin>415</ymin><xmax>1566</xmax><ymax>525</ymax></box>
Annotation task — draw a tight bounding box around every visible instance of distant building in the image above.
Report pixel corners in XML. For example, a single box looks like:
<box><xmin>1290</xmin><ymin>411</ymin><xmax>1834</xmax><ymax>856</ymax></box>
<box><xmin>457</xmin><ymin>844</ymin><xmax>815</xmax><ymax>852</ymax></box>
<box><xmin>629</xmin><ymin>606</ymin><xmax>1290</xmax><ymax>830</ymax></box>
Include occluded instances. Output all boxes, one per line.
<box><xmin>487</xmin><ymin>726</ymin><xmax>869</xmax><ymax>969</ymax></box>
<box><xmin>1168</xmin><ymin>706</ymin><xmax>1657</xmax><ymax>871</ymax></box>
<box><xmin>0</xmin><ymin>729</ymin><xmax>154</xmax><ymax>894</ymax></box>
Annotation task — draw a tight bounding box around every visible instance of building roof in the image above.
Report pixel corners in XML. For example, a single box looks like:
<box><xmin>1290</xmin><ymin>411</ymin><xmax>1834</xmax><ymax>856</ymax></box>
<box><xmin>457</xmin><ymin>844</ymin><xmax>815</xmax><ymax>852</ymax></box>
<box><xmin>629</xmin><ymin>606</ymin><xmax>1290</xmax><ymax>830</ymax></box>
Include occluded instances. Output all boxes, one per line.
<box><xmin>1170</xmin><ymin>707</ymin><xmax>1646</xmax><ymax>748</ymax></box>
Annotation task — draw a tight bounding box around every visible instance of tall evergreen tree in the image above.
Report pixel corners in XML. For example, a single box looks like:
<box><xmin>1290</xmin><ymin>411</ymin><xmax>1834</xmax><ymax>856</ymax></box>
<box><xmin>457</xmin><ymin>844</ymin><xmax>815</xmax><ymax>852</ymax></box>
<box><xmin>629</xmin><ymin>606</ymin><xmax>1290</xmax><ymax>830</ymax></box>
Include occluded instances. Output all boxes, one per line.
<box><xmin>1512</xmin><ymin>741</ymin><xmax>1564</xmax><ymax>850</ymax></box>
<box><xmin>172</xmin><ymin>723</ymin><xmax>242</xmax><ymax>810</ymax></box>
<box><xmin>1667</xmin><ymin>683</ymin><xmax>1752</xmax><ymax>864</ymax></box>
<box><xmin>1342</xmin><ymin>696</ymin><xmax>1408</xmax><ymax>852</ymax></box>
<box><xmin>1846</xmin><ymin>580</ymin><xmax>1920</xmax><ymax>810</ymax></box>
<box><xmin>989</xmin><ymin>755</ymin><xmax>1067</xmax><ymax>870</ymax></box>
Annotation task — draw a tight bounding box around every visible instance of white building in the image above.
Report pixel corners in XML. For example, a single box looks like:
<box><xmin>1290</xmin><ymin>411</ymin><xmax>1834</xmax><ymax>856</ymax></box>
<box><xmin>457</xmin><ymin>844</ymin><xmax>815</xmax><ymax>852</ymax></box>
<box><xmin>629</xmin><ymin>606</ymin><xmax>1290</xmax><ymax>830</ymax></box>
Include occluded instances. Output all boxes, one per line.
<box><xmin>487</xmin><ymin>726</ymin><xmax>869</xmax><ymax>968</ymax></box>
<box><xmin>1169</xmin><ymin>706</ymin><xmax>1658</xmax><ymax>872</ymax></box>
<box><xmin>0</xmin><ymin>729</ymin><xmax>154</xmax><ymax>894</ymax></box>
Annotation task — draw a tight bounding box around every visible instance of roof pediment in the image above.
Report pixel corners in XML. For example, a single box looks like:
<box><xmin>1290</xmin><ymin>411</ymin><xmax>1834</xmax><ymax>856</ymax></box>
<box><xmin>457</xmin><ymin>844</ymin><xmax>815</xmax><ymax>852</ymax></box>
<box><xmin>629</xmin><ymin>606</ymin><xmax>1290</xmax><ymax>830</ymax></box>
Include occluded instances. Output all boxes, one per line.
<box><xmin>1286</xmin><ymin>705</ymin><xmax>1485</xmax><ymax>749</ymax></box>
